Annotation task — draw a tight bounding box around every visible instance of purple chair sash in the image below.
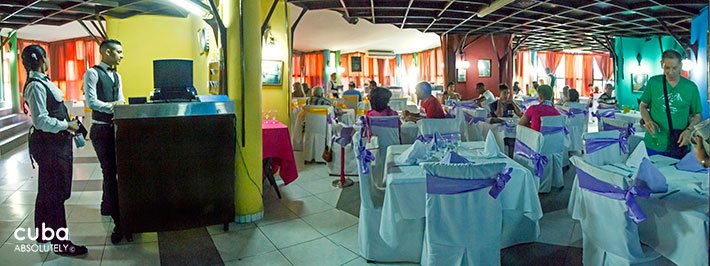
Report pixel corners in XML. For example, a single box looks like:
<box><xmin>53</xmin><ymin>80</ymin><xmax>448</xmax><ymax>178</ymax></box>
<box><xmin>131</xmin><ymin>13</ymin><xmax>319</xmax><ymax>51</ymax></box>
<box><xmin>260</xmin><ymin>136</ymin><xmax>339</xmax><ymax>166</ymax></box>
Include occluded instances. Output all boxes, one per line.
<box><xmin>514</xmin><ymin>140</ymin><xmax>548</xmax><ymax>177</ymax></box>
<box><xmin>356</xmin><ymin>117</ymin><xmax>376</xmax><ymax>174</ymax></box>
<box><xmin>523</xmin><ymin>97</ymin><xmax>539</xmax><ymax>104</ymax></box>
<box><xmin>557</xmin><ymin>108</ymin><xmax>588</xmax><ymax>118</ymax></box>
<box><xmin>463</xmin><ymin>112</ymin><xmax>486</xmax><ymax>125</ymax></box>
<box><xmin>426</xmin><ymin>168</ymin><xmax>513</xmax><ymax>199</ymax></box>
<box><xmin>503</xmin><ymin>122</ymin><xmax>517</xmax><ymax>135</ymax></box>
<box><xmin>585</xmin><ymin>136</ymin><xmax>629</xmax><ymax>154</ymax></box>
<box><xmin>327</xmin><ymin>114</ymin><xmax>334</xmax><ymax>124</ymax></box>
<box><xmin>368</xmin><ymin>117</ymin><xmax>400</xmax><ymax>128</ymax></box>
<box><xmin>602</xmin><ymin>122</ymin><xmax>635</xmax><ymax>138</ymax></box>
<box><xmin>448</xmin><ymin>102</ymin><xmax>478</xmax><ymax>118</ymax></box>
<box><xmin>540</xmin><ymin>125</ymin><xmax>569</xmax><ymax>136</ymax></box>
<box><xmin>593</xmin><ymin>109</ymin><xmax>615</xmax><ymax>120</ymax></box>
<box><xmin>577</xmin><ymin>167</ymin><xmax>651</xmax><ymax>223</ymax></box>
<box><xmin>332</xmin><ymin>126</ymin><xmax>355</xmax><ymax>147</ymax></box>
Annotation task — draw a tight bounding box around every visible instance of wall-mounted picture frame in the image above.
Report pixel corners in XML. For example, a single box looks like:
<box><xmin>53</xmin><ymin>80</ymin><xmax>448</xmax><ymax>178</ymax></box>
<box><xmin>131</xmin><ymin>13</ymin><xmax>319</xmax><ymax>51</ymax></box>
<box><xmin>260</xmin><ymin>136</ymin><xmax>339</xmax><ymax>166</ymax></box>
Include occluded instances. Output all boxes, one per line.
<box><xmin>478</xmin><ymin>59</ymin><xmax>491</xmax><ymax>77</ymax></box>
<box><xmin>457</xmin><ymin>69</ymin><xmax>466</xmax><ymax>82</ymax></box>
<box><xmin>631</xmin><ymin>73</ymin><xmax>648</xmax><ymax>93</ymax></box>
<box><xmin>351</xmin><ymin>56</ymin><xmax>362</xmax><ymax>72</ymax></box>
<box><xmin>262</xmin><ymin>60</ymin><xmax>283</xmax><ymax>85</ymax></box>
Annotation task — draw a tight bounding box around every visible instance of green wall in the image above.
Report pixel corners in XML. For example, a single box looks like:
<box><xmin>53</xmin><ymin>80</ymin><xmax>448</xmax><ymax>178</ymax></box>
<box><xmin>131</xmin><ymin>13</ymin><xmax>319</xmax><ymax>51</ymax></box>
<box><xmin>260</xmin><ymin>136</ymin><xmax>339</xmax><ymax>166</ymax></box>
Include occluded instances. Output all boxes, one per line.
<box><xmin>614</xmin><ymin>36</ymin><xmax>683</xmax><ymax>109</ymax></box>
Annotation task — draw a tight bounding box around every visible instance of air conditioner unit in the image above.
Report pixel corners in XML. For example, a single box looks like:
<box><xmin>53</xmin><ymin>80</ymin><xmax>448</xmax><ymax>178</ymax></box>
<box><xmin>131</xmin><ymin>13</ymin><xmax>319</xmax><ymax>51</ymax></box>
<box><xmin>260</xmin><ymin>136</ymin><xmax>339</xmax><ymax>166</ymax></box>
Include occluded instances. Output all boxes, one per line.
<box><xmin>367</xmin><ymin>50</ymin><xmax>396</xmax><ymax>59</ymax></box>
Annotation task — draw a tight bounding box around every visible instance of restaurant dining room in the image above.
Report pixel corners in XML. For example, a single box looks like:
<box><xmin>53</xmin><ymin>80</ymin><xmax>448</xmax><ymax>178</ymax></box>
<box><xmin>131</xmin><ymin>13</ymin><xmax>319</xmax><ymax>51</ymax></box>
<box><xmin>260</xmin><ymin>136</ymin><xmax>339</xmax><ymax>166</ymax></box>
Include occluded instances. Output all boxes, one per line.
<box><xmin>0</xmin><ymin>0</ymin><xmax>708</xmax><ymax>265</ymax></box>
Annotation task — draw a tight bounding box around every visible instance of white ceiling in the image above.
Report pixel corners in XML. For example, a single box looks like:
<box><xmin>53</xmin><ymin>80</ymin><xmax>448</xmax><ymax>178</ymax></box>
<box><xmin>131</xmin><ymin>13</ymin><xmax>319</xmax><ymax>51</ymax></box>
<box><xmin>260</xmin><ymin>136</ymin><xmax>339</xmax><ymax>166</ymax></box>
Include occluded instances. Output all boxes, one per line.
<box><xmin>1</xmin><ymin>21</ymin><xmax>101</xmax><ymax>43</ymax></box>
<box><xmin>289</xmin><ymin>4</ymin><xmax>441</xmax><ymax>54</ymax></box>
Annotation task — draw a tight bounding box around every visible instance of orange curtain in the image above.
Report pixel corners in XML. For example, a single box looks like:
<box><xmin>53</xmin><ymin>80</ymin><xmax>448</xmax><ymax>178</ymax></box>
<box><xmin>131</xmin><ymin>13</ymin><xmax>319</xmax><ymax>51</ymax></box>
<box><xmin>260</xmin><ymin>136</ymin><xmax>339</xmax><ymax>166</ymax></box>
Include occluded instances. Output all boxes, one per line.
<box><xmin>564</xmin><ymin>54</ymin><xmax>576</xmax><ymax>91</ymax></box>
<box><xmin>292</xmin><ymin>54</ymin><xmax>304</xmax><ymax>83</ymax></box>
<box><xmin>48</xmin><ymin>37</ymin><xmax>101</xmax><ymax>101</ymax></box>
<box><xmin>540</xmin><ymin>51</ymin><xmax>564</xmax><ymax>73</ymax></box>
<box><xmin>303</xmin><ymin>52</ymin><xmax>324</xmax><ymax>87</ymax></box>
<box><xmin>582</xmin><ymin>55</ymin><xmax>594</xmax><ymax>96</ymax></box>
<box><xmin>593</xmin><ymin>53</ymin><xmax>613</xmax><ymax>81</ymax></box>
<box><xmin>416</xmin><ymin>47</ymin><xmax>444</xmax><ymax>84</ymax></box>
<box><xmin>17</xmin><ymin>39</ymin><xmax>50</xmax><ymax>112</ymax></box>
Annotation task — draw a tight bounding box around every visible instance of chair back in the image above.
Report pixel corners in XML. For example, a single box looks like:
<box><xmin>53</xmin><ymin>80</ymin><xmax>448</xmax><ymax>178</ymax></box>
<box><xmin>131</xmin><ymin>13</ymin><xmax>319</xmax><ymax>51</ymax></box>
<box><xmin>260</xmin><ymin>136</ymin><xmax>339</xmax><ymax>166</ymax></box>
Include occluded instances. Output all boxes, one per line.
<box><xmin>303</xmin><ymin>105</ymin><xmax>332</xmax><ymax>135</ymax></box>
<box><xmin>560</xmin><ymin>105</ymin><xmax>589</xmax><ymax>152</ymax></box>
<box><xmin>461</xmin><ymin>108</ymin><xmax>488</xmax><ymax>141</ymax></box>
<box><xmin>291</xmin><ymin>97</ymin><xmax>308</xmax><ymax>109</ymax></box>
<box><xmin>601</xmin><ymin>117</ymin><xmax>635</xmax><ymax>138</ymax></box>
<box><xmin>583</xmin><ymin>131</ymin><xmax>625</xmax><ymax>166</ymax></box>
<box><xmin>570</xmin><ymin>156</ymin><xmax>646</xmax><ymax>261</ymax></box>
<box><xmin>540</xmin><ymin>115</ymin><xmax>569</xmax><ymax>153</ymax></box>
<box><xmin>419</xmin><ymin>118</ymin><xmax>461</xmax><ymax>140</ymax></box>
<box><xmin>389</xmin><ymin>87</ymin><xmax>403</xmax><ymax>98</ymax></box>
<box><xmin>353</xmin><ymin>125</ymin><xmax>379</xmax><ymax>210</ymax></box>
<box><xmin>368</xmin><ymin>116</ymin><xmax>401</xmax><ymax>148</ymax></box>
<box><xmin>423</xmin><ymin>162</ymin><xmax>505</xmax><ymax>265</ymax></box>
<box><xmin>343</xmin><ymin>94</ymin><xmax>359</xmax><ymax>110</ymax></box>
<box><xmin>389</xmin><ymin>98</ymin><xmax>408</xmax><ymax>111</ymax></box>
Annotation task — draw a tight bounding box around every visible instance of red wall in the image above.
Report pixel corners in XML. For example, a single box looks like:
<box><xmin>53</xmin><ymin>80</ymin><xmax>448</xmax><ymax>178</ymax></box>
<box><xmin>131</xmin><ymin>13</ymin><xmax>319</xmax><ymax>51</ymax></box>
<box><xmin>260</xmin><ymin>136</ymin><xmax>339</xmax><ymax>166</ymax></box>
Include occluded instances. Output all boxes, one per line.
<box><xmin>455</xmin><ymin>35</ymin><xmax>513</xmax><ymax>100</ymax></box>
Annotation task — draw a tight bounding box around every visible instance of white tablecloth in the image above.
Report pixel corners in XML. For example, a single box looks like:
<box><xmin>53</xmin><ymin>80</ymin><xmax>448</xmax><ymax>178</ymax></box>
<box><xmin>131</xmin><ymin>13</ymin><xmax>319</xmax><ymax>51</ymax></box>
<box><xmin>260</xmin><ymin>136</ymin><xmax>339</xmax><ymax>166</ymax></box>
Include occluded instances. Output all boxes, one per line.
<box><xmin>614</xmin><ymin>111</ymin><xmax>645</xmax><ymax>133</ymax></box>
<box><xmin>570</xmin><ymin>155</ymin><xmax>708</xmax><ymax>265</ymax></box>
<box><xmin>381</xmin><ymin>142</ymin><xmax>543</xmax><ymax>248</ymax></box>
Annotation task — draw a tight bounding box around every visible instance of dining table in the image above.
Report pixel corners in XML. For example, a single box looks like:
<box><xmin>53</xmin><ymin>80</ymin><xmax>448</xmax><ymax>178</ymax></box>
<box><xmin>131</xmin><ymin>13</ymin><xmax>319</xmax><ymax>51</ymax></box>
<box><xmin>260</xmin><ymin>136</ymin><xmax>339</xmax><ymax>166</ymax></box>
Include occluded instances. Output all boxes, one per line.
<box><xmin>262</xmin><ymin>120</ymin><xmax>299</xmax><ymax>197</ymax></box>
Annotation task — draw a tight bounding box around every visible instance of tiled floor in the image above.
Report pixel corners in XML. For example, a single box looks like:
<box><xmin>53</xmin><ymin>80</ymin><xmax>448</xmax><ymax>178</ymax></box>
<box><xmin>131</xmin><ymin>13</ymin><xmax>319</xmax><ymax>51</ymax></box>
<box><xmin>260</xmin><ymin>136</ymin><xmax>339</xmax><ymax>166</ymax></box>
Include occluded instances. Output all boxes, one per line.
<box><xmin>0</xmin><ymin>117</ymin><xmax>668</xmax><ymax>266</ymax></box>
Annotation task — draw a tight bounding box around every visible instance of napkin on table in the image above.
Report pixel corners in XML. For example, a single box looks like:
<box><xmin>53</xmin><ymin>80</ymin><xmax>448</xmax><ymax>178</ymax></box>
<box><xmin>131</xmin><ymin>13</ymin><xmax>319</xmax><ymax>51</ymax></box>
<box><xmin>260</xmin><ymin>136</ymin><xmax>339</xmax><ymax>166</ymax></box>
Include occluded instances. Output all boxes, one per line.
<box><xmin>676</xmin><ymin>151</ymin><xmax>709</xmax><ymax>173</ymax></box>
<box><xmin>625</xmin><ymin>141</ymin><xmax>649</xmax><ymax>168</ymax></box>
<box><xmin>396</xmin><ymin>140</ymin><xmax>433</xmax><ymax>165</ymax></box>
<box><xmin>635</xmin><ymin>157</ymin><xmax>668</xmax><ymax>193</ymax></box>
<box><xmin>440</xmin><ymin>151</ymin><xmax>470</xmax><ymax>164</ymax></box>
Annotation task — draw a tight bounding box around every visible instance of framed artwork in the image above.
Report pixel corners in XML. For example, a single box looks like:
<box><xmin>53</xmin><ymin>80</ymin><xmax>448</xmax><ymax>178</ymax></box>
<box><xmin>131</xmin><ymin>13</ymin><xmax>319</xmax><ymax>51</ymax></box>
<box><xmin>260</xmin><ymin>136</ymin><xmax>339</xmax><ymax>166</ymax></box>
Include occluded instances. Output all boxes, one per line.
<box><xmin>457</xmin><ymin>69</ymin><xmax>466</xmax><ymax>82</ymax></box>
<box><xmin>261</xmin><ymin>60</ymin><xmax>283</xmax><ymax>85</ymax></box>
<box><xmin>351</xmin><ymin>56</ymin><xmax>362</xmax><ymax>72</ymax></box>
<box><xmin>631</xmin><ymin>73</ymin><xmax>648</xmax><ymax>93</ymax></box>
<box><xmin>478</xmin><ymin>59</ymin><xmax>491</xmax><ymax>77</ymax></box>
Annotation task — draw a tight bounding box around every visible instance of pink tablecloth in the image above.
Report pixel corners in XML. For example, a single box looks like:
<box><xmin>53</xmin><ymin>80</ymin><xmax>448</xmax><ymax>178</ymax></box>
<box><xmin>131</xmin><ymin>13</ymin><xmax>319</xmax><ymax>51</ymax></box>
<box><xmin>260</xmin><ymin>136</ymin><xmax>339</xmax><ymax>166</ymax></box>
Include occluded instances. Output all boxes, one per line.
<box><xmin>263</xmin><ymin>120</ymin><xmax>298</xmax><ymax>185</ymax></box>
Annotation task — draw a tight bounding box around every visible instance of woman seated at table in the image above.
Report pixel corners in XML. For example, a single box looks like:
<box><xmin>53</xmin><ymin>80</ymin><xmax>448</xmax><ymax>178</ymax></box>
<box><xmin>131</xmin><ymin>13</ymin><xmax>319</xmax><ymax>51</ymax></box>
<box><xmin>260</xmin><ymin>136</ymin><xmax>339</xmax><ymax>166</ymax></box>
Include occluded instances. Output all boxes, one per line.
<box><xmin>442</xmin><ymin>82</ymin><xmax>461</xmax><ymax>102</ymax></box>
<box><xmin>402</xmin><ymin>82</ymin><xmax>446</xmax><ymax>122</ymax></box>
<box><xmin>292</xmin><ymin>82</ymin><xmax>305</xmax><ymax>98</ymax></box>
<box><xmin>518</xmin><ymin>85</ymin><xmax>560</xmax><ymax>132</ymax></box>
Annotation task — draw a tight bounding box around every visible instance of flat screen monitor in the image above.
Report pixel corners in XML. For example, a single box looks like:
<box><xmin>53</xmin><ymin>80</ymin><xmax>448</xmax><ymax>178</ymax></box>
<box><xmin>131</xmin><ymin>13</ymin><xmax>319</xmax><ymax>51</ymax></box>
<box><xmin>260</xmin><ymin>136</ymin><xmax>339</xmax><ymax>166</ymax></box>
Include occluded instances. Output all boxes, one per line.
<box><xmin>153</xmin><ymin>59</ymin><xmax>193</xmax><ymax>89</ymax></box>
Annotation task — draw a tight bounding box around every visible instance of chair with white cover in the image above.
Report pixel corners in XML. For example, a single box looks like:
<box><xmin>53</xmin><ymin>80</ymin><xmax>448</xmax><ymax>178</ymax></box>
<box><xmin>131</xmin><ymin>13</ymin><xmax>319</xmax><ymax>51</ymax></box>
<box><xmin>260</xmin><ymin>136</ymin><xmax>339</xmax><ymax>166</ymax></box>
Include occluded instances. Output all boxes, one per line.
<box><xmin>569</xmin><ymin>156</ymin><xmax>661</xmax><ymax>265</ymax></box>
<box><xmin>421</xmin><ymin>162</ymin><xmax>511</xmax><ymax>266</ymax></box>
<box><xmin>367</xmin><ymin>115</ymin><xmax>401</xmax><ymax>187</ymax></box>
<box><xmin>461</xmin><ymin>108</ymin><xmax>488</xmax><ymax>141</ymax></box>
<box><xmin>559</xmin><ymin>104</ymin><xmax>589</xmax><ymax>153</ymax></box>
<box><xmin>290</xmin><ymin>98</ymin><xmax>308</xmax><ymax>151</ymax></box>
<box><xmin>303</xmin><ymin>105</ymin><xmax>333</xmax><ymax>163</ymax></box>
<box><xmin>568</xmin><ymin>130</ymin><xmax>628</xmax><ymax>218</ymax></box>
<box><xmin>594</xmin><ymin>107</ymin><xmax>616</xmax><ymax>131</ymax></box>
<box><xmin>389</xmin><ymin>98</ymin><xmax>408</xmax><ymax>112</ymax></box>
<box><xmin>327</xmin><ymin>123</ymin><xmax>358</xmax><ymax>176</ymax></box>
<box><xmin>389</xmin><ymin>87</ymin><xmax>404</xmax><ymax>98</ymax></box>
<box><xmin>343</xmin><ymin>94</ymin><xmax>359</xmax><ymax>110</ymax></box>
<box><xmin>540</xmin><ymin>115</ymin><xmax>570</xmax><ymax>171</ymax></box>
<box><xmin>353</xmin><ymin>118</ymin><xmax>423</xmax><ymax>263</ymax></box>
<box><xmin>418</xmin><ymin>118</ymin><xmax>461</xmax><ymax>143</ymax></box>
<box><xmin>601</xmin><ymin>117</ymin><xmax>635</xmax><ymax>140</ymax></box>
<box><xmin>512</xmin><ymin>125</ymin><xmax>551</xmax><ymax>193</ymax></box>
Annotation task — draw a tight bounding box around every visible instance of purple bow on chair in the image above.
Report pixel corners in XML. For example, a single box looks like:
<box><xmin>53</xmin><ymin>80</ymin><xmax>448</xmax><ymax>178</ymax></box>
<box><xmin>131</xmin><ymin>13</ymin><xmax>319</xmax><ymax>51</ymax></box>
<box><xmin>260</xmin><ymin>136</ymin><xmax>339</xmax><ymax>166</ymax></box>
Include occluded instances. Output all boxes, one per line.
<box><xmin>540</xmin><ymin>125</ymin><xmax>569</xmax><ymax>136</ymax></box>
<box><xmin>593</xmin><ymin>109</ymin><xmax>615</xmax><ymax>121</ymax></box>
<box><xmin>356</xmin><ymin>116</ymin><xmax>376</xmax><ymax>174</ymax></box>
<box><xmin>577</xmin><ymin>167</ymin><xmax>651</xmax><ymax>223</ymax></box>
<box><xmin>585</xmin><ymin>136</ymin><xmax>629</xmax><ymax>154</ymax></box>
<box><xmin>463</xmin><ymin>112</ymin><xmax>487</xmax><ymax>125</ymax></box>
<box><xmin>514</xmin><ymin>140</ymin><xmax>548</xmax><ymax>177</ymax></box>
<box><xmin>368</xmin><ymin>117</ymin><xmax>400</xmax><ymax>128</ymax></box>
<box><xmin>602</xmin><ymin>122</ymin><xmax>636</xmax><ymax>139</ymax></box>
<box><xmin>426</xmin><ymin>167</ymin><xmax>513</xmax><ymax>199</ymax></box>
<box><xmin>558</xmin><ymin>108</ymin><xmax>588</xmax><ymax>119</ymax></box>
<box><xmin>522</xmin><ymin>97</ymin><xmax>539</xmax><ymax>105</ymax></box>
<box><xmin>332</xmin><ymin>126</ymin><xmax>355</xmax><ymax>147</ymax></box>
<box><xmin>327</xmin><ymin>114</ymin><xmax>334</xmax><ymax>124</ymax></box>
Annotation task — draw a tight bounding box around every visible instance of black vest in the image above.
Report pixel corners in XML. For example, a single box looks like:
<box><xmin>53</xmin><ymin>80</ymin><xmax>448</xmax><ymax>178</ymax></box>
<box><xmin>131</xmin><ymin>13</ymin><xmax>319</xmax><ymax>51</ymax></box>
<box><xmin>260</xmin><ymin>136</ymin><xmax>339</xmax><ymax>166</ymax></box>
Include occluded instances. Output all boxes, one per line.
<box><xmin>91</xmin><ymin>65</ymin><xmax>119</xmax><ymax>123</ymax></box>
<box><xmin>24</xmin><ymin>77</ymin><xmax>70</xmax><ymax>130</ymax></box>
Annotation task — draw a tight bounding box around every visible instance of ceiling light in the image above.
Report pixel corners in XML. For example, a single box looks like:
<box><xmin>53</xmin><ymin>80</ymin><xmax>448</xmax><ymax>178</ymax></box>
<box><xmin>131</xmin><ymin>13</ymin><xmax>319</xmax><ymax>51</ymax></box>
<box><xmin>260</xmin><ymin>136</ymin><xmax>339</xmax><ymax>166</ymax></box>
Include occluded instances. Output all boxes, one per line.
<box><xmin>681</xmin><ymin>59</ymin><xmax>694</xmax><ymax>71</ymax></box>
<box><xmin>477</xmin><ymin>0</ymin><xmax>515</xmax><ymax>17</ymax></box>
<box><xmin>169</xmin><ymin>0</ymin><xmax>210</xmax><ymax>18</ymax></box>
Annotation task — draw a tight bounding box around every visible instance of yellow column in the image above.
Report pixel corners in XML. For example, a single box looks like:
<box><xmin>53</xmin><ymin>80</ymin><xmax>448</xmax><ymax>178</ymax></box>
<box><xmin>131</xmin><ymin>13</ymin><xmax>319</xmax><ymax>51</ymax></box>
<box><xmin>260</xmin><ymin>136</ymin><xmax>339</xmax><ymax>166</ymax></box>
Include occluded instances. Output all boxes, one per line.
<box><xmin>223</xmin><ymin>0</ymin><xmax>263</xmax><ymax>222</ymax></box>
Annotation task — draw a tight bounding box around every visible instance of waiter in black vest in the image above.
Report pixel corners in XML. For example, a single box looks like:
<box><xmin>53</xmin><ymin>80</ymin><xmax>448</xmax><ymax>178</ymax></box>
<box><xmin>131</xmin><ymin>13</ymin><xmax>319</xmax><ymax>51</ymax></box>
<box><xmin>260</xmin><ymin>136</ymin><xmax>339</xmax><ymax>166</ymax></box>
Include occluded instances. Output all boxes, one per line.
<box><xmin>83</xmin><ymin>39</ymin><xmax>125</xmax><ymax>244</ymax></box>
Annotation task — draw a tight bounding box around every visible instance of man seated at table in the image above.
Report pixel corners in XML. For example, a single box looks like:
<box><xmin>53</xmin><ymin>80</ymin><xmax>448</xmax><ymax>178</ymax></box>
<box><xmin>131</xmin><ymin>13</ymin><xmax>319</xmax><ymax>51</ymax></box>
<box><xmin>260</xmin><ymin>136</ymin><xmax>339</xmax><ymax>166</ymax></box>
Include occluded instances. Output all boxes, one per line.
<box><xmin>598</xmin><ymin>83</ymin><xmax>618</xmax><ymax>109</ymax></box>
<box><xmin>474</xmin><ymin>82</ymin><xmax>495</xmax><ymax>110</ymax></box>
<box><xmin>489</xmin><ymin>84</ymin><xmax>523</xmax><ymax>120</ymax></box>
<box><xmin>342</xmin><ymin>81</ymin><xmax>362</xmax><ymax>101</ymax></box>
<box><xmin>403</xmin><ymin>82</ymin><xmax>446</xmax><ymax>122</ymax></box>
<box><xmin>518</xmin><ymin>85</ymin><xmax>560</xmax><ymax>132</ymax></box>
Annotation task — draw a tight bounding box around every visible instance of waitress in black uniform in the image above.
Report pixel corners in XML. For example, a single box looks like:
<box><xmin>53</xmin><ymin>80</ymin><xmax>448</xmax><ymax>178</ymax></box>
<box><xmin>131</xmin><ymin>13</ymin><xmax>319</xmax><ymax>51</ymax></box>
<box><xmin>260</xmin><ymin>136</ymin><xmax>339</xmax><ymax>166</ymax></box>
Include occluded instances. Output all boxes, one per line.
<box><xmin>22</xmin><ymin>45</ymin><xmax>87</xmax><ymax>256</ymax></box>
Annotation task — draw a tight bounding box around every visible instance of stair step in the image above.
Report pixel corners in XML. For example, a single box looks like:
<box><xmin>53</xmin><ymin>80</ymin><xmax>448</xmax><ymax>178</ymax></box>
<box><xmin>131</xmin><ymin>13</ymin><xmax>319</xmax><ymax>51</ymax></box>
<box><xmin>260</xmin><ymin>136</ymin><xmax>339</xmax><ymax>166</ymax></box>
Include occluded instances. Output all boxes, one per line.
<box><xmin>0</xmin><ymin>114</ymin><xmax>27</xmax><ymax>128</ymax></box>
<box><xmin>0</xmin><ymin>107</ymin><xmax>12</xmax><ymax>117</ymax></box>
<box><xmin>0</xmin><ymin>131</ymin><xmax>28</xmax><ymax>156</ymax></box>
<box><xmin>0</xmin><ymin>120</ymin><xmax>31</xmax><ymax>140</ymax></box>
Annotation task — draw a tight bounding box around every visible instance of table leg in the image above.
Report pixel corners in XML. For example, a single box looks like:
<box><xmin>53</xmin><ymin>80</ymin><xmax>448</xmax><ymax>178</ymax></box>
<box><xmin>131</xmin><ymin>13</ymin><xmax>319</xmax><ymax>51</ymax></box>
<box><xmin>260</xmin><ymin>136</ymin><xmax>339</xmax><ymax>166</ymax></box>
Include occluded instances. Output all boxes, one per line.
<box><xmin>263</xmin><ymin>158</ymin><xmax>282</xmax><ymax>198</ymax></box>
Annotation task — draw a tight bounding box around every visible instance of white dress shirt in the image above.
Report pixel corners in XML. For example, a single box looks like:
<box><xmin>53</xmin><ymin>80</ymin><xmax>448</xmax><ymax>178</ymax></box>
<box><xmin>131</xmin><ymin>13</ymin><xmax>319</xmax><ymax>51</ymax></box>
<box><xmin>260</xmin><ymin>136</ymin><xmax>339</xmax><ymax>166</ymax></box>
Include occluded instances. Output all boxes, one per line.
<box><xmin>83</xmin><ymin>62</ymin><xmax>125</xmax><ymax>124</ymax></box>
<box><xmin>24</xmin><ymin>71</ymin><xmax>68</xmax><ymax>133</ymax></box>
<box><xmin>482</xmin><ymin>90</ymin><xmax>496</xmax><ymax>110</ymax></box>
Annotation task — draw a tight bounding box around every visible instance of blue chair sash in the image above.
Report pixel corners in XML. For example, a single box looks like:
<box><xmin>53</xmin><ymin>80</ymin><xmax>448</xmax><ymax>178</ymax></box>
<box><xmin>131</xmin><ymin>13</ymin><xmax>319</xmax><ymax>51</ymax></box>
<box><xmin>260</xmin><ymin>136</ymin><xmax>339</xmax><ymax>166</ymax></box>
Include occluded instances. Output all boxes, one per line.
<box><xmin>557</xmin><ymin>107</ymin><xmax>588</xmax><ymax>118</ymax></box>
<box><xmin>602</xmin><ymin>122</ymin><xmax>635</xmax><ymax>139</ymax></box>
<box><xmin>356</xmin><ymin>116</ymin><xmax>376</xmax><ymax>174</ymax></box>
<box><xmin>540</xmin><ymin>125</ymin><xmax>569</xmax><ymax>136</ymax></box>
<box><xmin>514</xmin><ymin>140</ymin><xmax>548</xmax><ymax>177</ymax></box>
<box><xmin>332</xmin><ymin>126</ymin><xmax>355</xmax><ymax>146</ymax></box>
<box><xmin>368</xmin><ymin>117</ymin><xmax>400</xmax><ymax>128</ymax></box>
<box><xmin>426</xmin><ymin>168</ymin><xmax>513</xmax><ymax>199</ymax></box>
<box><xmin>522</xmin><ymin>97</ymin><xmax>539</xmax><ymax>105</ymax></box>
<box><xmin>463</xmin><ymin>112</ymin><xmax>487</xmax><ymax>125</ymax></box>
<box><xmin>447</xmin><ymin>101</ymin><xmax>478</xmax><ymax>118</ymax></box>
<box><xmin>577</xmin><ymin>167</ymin><xmax>651</xmax><ymax>223</ymax></box>
<box><xmin>585</xmin><ymin>136</ymin><xmax>629</xmax><ymax>154</ymax></box>
<box><xmin>593</xmin><ymin>109</ymin><xmax>616</xmax><ymax>121</ymax></box>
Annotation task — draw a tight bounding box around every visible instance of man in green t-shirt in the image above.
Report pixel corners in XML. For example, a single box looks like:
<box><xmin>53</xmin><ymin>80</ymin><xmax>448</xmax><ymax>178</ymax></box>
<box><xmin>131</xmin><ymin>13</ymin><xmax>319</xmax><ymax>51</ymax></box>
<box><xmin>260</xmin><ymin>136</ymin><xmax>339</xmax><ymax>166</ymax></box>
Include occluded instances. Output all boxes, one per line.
<box><xmin>639</xmin><ymin>50</ymin><xmax>702</xmax><ymax>159</ymax></box>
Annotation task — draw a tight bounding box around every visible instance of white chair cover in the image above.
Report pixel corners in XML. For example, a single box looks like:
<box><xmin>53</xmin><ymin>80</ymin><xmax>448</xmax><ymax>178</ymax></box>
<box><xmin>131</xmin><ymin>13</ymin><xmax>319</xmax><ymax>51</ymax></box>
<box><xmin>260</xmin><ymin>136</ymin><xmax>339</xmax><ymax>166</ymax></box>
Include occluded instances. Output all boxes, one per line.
<box><xmin>389</xmin><ymin>98</ymin><xmax>408</xmax><ymax>111</ymax></box>
<box><xmin>290</xmin><ymin>98</ymin><xmax>308</xmax><ymax>151</ymax></box>
<box><xmin>368</xmin><ymin>116</ymin><xmax>402</xmax><ymax>187</ymax></box>
<box><xmin>303</xmin><ymin>105</ymin><xmax>333</xmax><ymax>163</ymax></box>
<box><xmin>541</xmin><ymin>115</ymin><xmax>570</xmax><ymax>171</ymax></box>
<box><xmin>343</xmin><ymin>94</ymin><xmax>359</xmax><ymax>110</ymax></box>
<box><xmin>569</xmin><ymin>156</ymin><xmax>661</xmax><ymax>265</ymax></box>
<box><xmin>514</xmin><ymin>122</ymin><xmax>564</xmax><ymax>193</ymax></box>
<box><xmin>601</xmin><ymin>117</ymin><xmax>635</xmax><ymax>139</ymax></box>
<box><xmin>353</xmin><ymin>124</ymin><xmax>423</xmax><ymax>263</ymax></box>
<box><xmin>561</xmin><ymin>104</ymin><xmax>589</xmax><ymax>153</ymax></box>
<box><xmin>461</xmin><ymin>108</ymin><xmax>488</xmax><ymax>141</ymax></box>
<box><xmin>389</xmin><ymin>87</ymin><xmax>404</xmax><ymax>98</ymax></box>
<box><xmin>418</xmin><ymin>118</ymin><xmax>462</xmax><ymax>140</ymax></box>
<box><xmin>422</xmin><ymin>162</ymin><xmax>506</xmax><ymax>266</ymax></box>
<box><xmin>327</xmin><ymin>123</ymin><xmax>358</xmax><ymax>176</ymax></box>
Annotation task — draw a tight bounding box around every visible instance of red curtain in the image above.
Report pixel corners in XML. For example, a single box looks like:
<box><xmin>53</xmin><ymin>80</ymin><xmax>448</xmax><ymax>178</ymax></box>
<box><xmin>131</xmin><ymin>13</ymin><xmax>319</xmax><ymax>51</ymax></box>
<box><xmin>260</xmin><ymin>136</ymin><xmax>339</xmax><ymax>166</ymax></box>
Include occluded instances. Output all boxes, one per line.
<box><xmin>593</xmin><ymin>53</ymin><xmax>613</xmax><ymax>81</ymax></box>
<box><xmin>564</xmin><ymin>54</ymin><xmax>576</xmax><ymax>91</ymax></box>
<box><xmin>17</xmin><ymin>39</ymin><xmax>50</xmax><ymax>111</ymax></box>
<box><xmin>416</xmin><ymin>47</ymin><xmax>444</xmax><ymax>84</ymax></box>
<box><xmin>581</xmin><ymin>55</ymin><xmax>594</xmax><ymax>96</ymax></box>
<box><xmin>292</xmin><ymin>54</ymin><xmax>303</xmax><ymax>83</ymax></box>
<box><xmin>303</xmin><ymin>52</ymin><xmax>324</xmax><ymax>87</ymax></box>
<box><xmin>539</xmin><ymin>51</ymin><xmax>564</xmax><ymax>73</ymax></box>
<box><xmin>48</xmin><ymin>37</ymin><xmax>101</xmax><ymax>101</ymax></box>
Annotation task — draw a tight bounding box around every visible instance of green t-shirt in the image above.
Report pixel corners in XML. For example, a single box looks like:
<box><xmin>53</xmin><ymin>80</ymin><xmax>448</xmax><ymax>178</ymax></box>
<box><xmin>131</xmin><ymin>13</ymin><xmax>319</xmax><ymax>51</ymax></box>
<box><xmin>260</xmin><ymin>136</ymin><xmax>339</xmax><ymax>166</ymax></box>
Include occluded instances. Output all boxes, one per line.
<box><xmin>639</xmin><ymin>75</ymin><xmax>702</xmax><ymax>152</ymax></box>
